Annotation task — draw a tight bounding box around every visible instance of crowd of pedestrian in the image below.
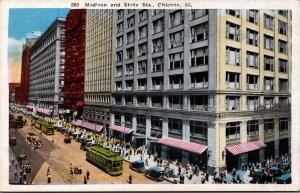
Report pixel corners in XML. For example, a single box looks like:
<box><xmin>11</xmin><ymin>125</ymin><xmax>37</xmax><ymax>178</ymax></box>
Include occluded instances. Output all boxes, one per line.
<box><xmin>69</xmin><ymin>163</ymin><xmax>91</xmax><ymax>184</ymax></box>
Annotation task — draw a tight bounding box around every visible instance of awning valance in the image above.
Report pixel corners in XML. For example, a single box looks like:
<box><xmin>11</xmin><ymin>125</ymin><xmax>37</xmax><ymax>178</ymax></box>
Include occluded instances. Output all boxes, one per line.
<box><xmin>108</xmin><ymin>124</ymin><xmax>133</xmax><ymax>134</ymax></box>
<box><xmin>226</xmin><ymin>140</ymin><xmax>267</xmax><ymax>155</ymax></box>
<box><xmin>71</xmin><ymin>119</ymin><xmax>83</xmax><ymax>126</ymax></box>
<box><xmin>25</xmin><ymin>105</ymin><xmax>34</xmax><ymax>109</ymax></box>
<box><xmin>36</xmin><ymin>108</ymin><xmax>52</xmax><ymax>115</ymax></box>
<box><xmin>80</xmin><ymin>121</ymin><xmax>103</xmax><ymax>132</ymax></box>
<box><xmin>157</xmin><ymin>137</ymin><xmax>208</xmax><ymax>154</ymax></box>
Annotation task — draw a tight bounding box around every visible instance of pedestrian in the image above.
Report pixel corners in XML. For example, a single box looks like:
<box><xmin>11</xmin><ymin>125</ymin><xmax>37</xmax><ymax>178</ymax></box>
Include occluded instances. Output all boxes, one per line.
<box><xmin>128</xmin><ymin>174</ymin><xmax>132</xmax><ymax>184</ymax></box>
<box><xmin>201</xmin><ymin>177</ymin><xmax>205</xmax><ymax>184</ymax></box>
<box><xmin>14</xmin><ymin>169</ymin><xmax>18</xmax><ymax>180</ymax></box>
<box><xmin>178</xmin><ymin>165</ymin><xmax>181</xmax><ymax>175</ymax></box>
<box><xmin>70</xmin><ymin>164</ymin><xmax>73</xmax><ymax>175</ymax></box>
<box><xmin>79</xmin><ymin>165</ymin><xmax>82</xmax><ymax>174</ymax></box>
<box><xmin>47</xmin><ymin>166</ymin><xmax>50</xmax><ymax>175</ymax></box>
<box><xmin>237</xmin><ymin>174</ymin><xmax>241</xmax><ymax>183</ymax></box>
<box><xmin>145</xmin><ymin>158</ymin><xmax>148</xmax><ymax>166</ymax></box>
<box><xmin>14</xmin><ymin>162</ymin><xmax>18</xmax><ymax>170</ymax></box>
<box><xmin>47</xmin><ymin>174</ymin><xmax>51</xmax><ymax>184</ymax></box>
<box><xmin>11</xmin><ymin>157</ymin><xmax>14</xmax><ymax>165</ymax></box>
<box><xmin>86</xmin><ymin>169</ymin><xmax>90</xmax><ymax>180</ymax></box>
<box><xmin>84</xmin><ymin>175</ymin><xmax>87</xmax><ymax>184</ymax></box>
<box><xmin>205</xmin><ymin>170</ymin><xmax>209</xmax><ymax>181</ymax></box>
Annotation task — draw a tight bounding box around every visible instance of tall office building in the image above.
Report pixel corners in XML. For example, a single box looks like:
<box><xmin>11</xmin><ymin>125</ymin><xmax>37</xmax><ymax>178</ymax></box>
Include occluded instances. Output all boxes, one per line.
<box><xmin>83</xmin><ymin>10</ymin><xmax>114</xmax><ymax>133</ymax></box>
<box><xmin>64</xmin><ymin>9</ymin><xmax>86</xmax><ymax>117</ymax></box>
<box><xmin>18</xmin><ymin>38</ymin><xmax>38</xmax><ymax>105</ymax></box>
<box><xmin>110</xmin><ymin>9</ymin><xmax>291</xmax><ymax>172</ymax></box>
<box><xmin>29</xmin><ymin>18</ymin><xmax>66</xmax><ymax>116</ymax></box>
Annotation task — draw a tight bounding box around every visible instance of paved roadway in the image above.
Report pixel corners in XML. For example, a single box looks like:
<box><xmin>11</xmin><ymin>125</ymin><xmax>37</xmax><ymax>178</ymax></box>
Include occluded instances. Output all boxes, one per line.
<box><xmin>9</xmin><ymin>114</ymin><xmax>170</xmax><ymax>185</ymax></box>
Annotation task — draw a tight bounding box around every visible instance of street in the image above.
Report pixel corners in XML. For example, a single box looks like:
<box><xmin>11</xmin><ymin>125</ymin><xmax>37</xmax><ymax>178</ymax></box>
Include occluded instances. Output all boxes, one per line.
<box><xmin>9</xmin><ymin>114</ymin><xmax>170</xmax><ymax>184</ymax></box>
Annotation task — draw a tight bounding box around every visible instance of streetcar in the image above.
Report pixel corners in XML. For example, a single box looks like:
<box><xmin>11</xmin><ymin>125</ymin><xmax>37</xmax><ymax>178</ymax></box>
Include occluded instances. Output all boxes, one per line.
<box><xmin>86</xmin><ymin>145</ymin><xmax>123</xmax><ymax>176</ymax></box>
<box><xmin>9</xmin><ymin>116</ymin><xmax>25</xmax><ymax>128</ymax></box>
<box><xmin>35</xmin><ymin>119</ymin><xmax>55</xmax><ymax>135</ymax></box>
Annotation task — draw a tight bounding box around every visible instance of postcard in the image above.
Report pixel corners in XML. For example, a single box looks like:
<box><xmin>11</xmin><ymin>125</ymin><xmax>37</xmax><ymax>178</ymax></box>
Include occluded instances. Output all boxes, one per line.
<box><xmin>0</xmin><ymin>0</ymin><xmax>299</xmax><ymax>191</ymax></box>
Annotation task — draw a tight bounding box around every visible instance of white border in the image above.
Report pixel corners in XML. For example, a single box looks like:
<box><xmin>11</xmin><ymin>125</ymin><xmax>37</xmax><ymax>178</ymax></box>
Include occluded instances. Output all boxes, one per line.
<box><xmin>0</xmin><ymin>0</ymin><xmax>299</xmax><ymax>191</ymax></box>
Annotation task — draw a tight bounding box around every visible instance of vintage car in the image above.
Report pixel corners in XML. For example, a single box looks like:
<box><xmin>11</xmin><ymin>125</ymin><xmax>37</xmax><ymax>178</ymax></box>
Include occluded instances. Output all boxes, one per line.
<box><xmin>9</xmin><ymin>136</ymin><xmax>17</xmax><ymax>147</ymax></box>
<box><xmin>18</xmin><ymin>153</ymin><xmax>27</xmax><ymax>162</ymax></box>
<box><xmin>130</xmin><ymin>160</ymin><xmax>145</xmax><ymax>173</ymax></box>
<box><xmin>250</xmin><ymin>170</ymin><xmax>266</xmax><ymax>184</ymax></box>
<box><xmin>276</xmin><ymin>172</ymin><xmax>291</xmax><ymax>184</ymax></box>
<box><xmin>145</xmin><ymin>166</ymin><xmax>164</xmax><ymax>182</ymax></box>
<box><xmin>64</xmin><ymin>134</ymin><xmax>71</xmax><ymax>143</ymax></box>
<box><xmin>26</xmin><ymin>133</ymin><xmax>42</xmax><ymax>149</ymax></box>
<box><xmin>20</xmin><ymin>159</ymin><xmax>31</xmax><ymax>173</ymax></box>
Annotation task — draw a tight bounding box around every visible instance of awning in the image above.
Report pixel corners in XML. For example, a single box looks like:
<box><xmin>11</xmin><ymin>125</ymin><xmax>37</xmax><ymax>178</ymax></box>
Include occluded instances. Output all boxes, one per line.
<box><xmin>71</xmin><ymin>119</ymin><xmax>83</xmax><ymax>126</ymax></box>
<box><xmin>58</xmin><ymin>109</ymin><xmax>64</xmax><ymax>114</ymax></box>
<box><xmin>36</xmin><ymin>108</ymin><xmax>52</xmax><ymax>115</ymax></box>
<box><xmin>226</xmin><ymin>140</ymin><xmax>267</xmax><ymax>155</ymax></box>
<box><xmin>25</xmin><ymin>105</ymin><xmax>34</xmax><ymax>109</ymax></box>
<box><xmin>157</xmin><ymin>137</ymin><xmax>208</xmax><ymax>154</ymax></box>
<box><xmin>80</xmin><ymin>121</ymin><xmax>103</xmax><ymax>132</ymax></box>
<box><xmin>108</xmin><ymin>124</ymin><xmax>133</xmax><ymax>134</ymax></box>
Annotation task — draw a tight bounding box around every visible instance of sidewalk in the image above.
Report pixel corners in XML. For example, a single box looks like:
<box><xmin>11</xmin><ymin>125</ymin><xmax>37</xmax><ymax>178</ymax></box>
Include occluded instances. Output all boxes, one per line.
<box><xmin>108</xmin><ymin>145</ymin><xmax>252</xmax><ymax>184</ymax></box>
<box><xmin>9</xmin><ymin>146</ymin><xmax>21</xmax><ymax>184</ymax></box>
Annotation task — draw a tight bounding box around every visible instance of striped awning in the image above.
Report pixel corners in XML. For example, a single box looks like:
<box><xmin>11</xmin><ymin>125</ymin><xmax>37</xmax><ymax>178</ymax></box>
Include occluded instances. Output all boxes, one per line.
<box><xmin>71</xmin><ymin>119</ymin><xmax>83</xmax><ymax>126</ymax></box>
<box><xmin>36</xmin><ymin>108</ymin><xmax>52</xmax><ymax>115</ymax></box>
<box><xmin>58</xmin><ymin>109</ymin><xmax>64</xmax><ymax>114</ymax></box>
<box><xmin>25</xmin><ymin>105</ymin><xmax>34</xmax><ymax>109</ymax></box>
<box><xmin>157</xmin><ymin>137</ymin><xmax>208</xmax><ymax>154</ymax></box>
<box><xmin>226</xmin><ymin>140</ymin><xmax>267</xmax><ymax>155</ymax></box>
<box><xmin>108</xmin><ymin>124</ymin><xmax>133</xmax><ymax>134</ymax></box>
<box><xmin>80</xmin><ymin>121</ymin><xmax>103</xmax><ymax>132</ymax></box>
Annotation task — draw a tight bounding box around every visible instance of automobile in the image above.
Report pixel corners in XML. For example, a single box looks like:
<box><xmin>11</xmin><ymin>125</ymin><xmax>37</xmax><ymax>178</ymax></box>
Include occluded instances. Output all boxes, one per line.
<box><xmin>64</xmin><ymin>134</ymin><xmax>71</xmax><ymax>143</ymax></box>
<box><xmin>20</xmin><ymin>159</ymin><xmax>31</xmax><ymax>173</ymax></box>
<box><xmin>130</xmin><ymin>160</ymin><xmax>145</xmax><ymax>173</ymax></box>
<box><xmin>18</xmin><ymin>153</ymin><xmax>27</xmax><ymax>162</ymax></box>
<box><xmin>71</xmin><ymin>131</ymin><xmax>82</xmax><ymax>139</ymax></box>
<box><xmin>269</xmin><ymin>166</ymin><xmax>283</xmax><ymax>178</ymax></box>
<box><xmin>145</xmin><ymin>166</ymin><xmax>164</xmax><ymax>182</ymax></box>
<box><xmin>80</xmin><ymin>138</ymin><xmax>94</xmax><ymax>150</ymax></box>
<box><xmin>276</xmin><ymin>172</ymin><xmax>291</xmax><ymax>184</ymax></box>
<box><xmin>250</xmin><ymin>170</ymin><xmax>266</xmax><ymax>184</ymax></box>
<box><xmin>9</xmin><ymin>136</ymin><xmax>17</xmax><ymax>146</ymax></box>
<box><xmin>59</xmin><ymin>127</ymin><xmax>66</xmax><ymax>133</ymax></box>
<box><xmin>280</xmin><ymin>162</ymin><xmax>291</xmax><ymax>172</ymax></box>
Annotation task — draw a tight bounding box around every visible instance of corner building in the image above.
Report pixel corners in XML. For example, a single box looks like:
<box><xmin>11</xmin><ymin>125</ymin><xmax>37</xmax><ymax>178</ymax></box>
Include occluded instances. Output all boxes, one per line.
<box><xmin>29</xmin><ymin>18</ymin><xmax>66</xmax><ymax>116</ymax></box>
<box><xmin>64</xmin><ymin>9</ymin><xmax>86</xmax><ymax>116</ymax></box>
<box><xmin>83</xmin><ymin>10</ymin><xmax>114</xmax><ymax>133</ymax></box>
<box><xmin>111</xmin><ymin>9</ymin><xmax>291</xmax><ymax>173</ymax></box>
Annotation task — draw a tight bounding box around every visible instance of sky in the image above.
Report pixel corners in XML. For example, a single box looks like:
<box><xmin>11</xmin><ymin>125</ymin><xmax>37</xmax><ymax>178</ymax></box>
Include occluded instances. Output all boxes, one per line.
<box><xmin>8</xmin><ymin>8</ymin><xmax>70</xmax><ymax>83</ymax></box>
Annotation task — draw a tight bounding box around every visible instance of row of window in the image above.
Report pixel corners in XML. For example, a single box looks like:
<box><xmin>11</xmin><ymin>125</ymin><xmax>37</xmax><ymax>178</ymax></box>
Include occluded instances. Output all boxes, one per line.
<box><xmin>117</xmin><ymin>9</ymin><xmax>208</xmax><ymax>26</ymax></box>
<box><xmin>114</xmin><ymin>112</ymin><xmax>288</xmax><ymax>141</ymax></box>
<box><xmin>115</xmin><ymin>71</ymin><xmax>288</xmax><ymax>92</ymax></box>
<box><xmin>226</xmin><ymin>118</ymin><xmax>289</xmax><ymax>140</ymax></box>
<box><xmin>226</xmin><ymin>72</ymin><xmax>289</xmax><ymax>91</ymax></box>
<box><xmin>116</xmin><ymin>21</ymin><xmax>208</xmax><ymax>49</ymax></box>
<box><xmin>226</xmin><ymin>9</ymin><xmax>288</xmax><ymax>26</ymax></box>
<box><xmin>114</xmin><ymin>94</ymin><xmax>289</xmax><ymax>111</ymax></box>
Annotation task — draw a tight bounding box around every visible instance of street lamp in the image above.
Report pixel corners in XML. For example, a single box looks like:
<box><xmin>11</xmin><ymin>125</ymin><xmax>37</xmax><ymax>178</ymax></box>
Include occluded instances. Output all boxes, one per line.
<box><xmin>222</xmin><ymin>150</ymin><xmax>226</xmax><ymax>161</ymax></box>
<box><xmin>206</xmin><ymin>149</ymin><xmax>212</xmax><ymax>171</ymax></box>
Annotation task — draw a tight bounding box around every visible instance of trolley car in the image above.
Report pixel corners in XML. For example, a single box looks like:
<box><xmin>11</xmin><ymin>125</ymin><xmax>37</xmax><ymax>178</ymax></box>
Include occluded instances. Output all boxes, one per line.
<box><xmin>86</xmin><ymin>146</ymin><xmax>123</xmax><ymax>176</ymax></box>
<box><xmin>35</xmin><ymin>119</ymin><xmax>55</xmax><ymax>135</ymax></box>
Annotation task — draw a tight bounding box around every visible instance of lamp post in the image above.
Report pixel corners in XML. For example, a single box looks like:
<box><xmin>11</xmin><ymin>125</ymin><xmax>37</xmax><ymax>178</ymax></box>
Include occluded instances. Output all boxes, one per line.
<box><xmin>207</xmin><ymin>149</ymin><xmax>212</xmax><ymax>171</ymax></box>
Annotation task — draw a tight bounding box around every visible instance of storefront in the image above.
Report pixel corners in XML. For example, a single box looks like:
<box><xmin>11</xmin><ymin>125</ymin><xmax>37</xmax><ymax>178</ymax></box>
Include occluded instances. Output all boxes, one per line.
<box><xmin>108</xmin><ymin>124</ymin><xmax>133</xmax><ymax>143</ymax></box>
<box><xmin>150</xmin><ymin>137</ymin><xmax>208</xmax><ymax>166</ymax></box>
<box><xmin>279</xmin><ymin>138</ymin><xmax>289</xmax><ymax>155</ymax></box>
<box><xmin>265</xmin><ymin>141</ymin><xmax>275</xmax><ymax>159</ymax></box>
<box><xmin>226</xmin><ymin>140</ymin><xmax>266</xmax><ymax>171</ymax></box>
